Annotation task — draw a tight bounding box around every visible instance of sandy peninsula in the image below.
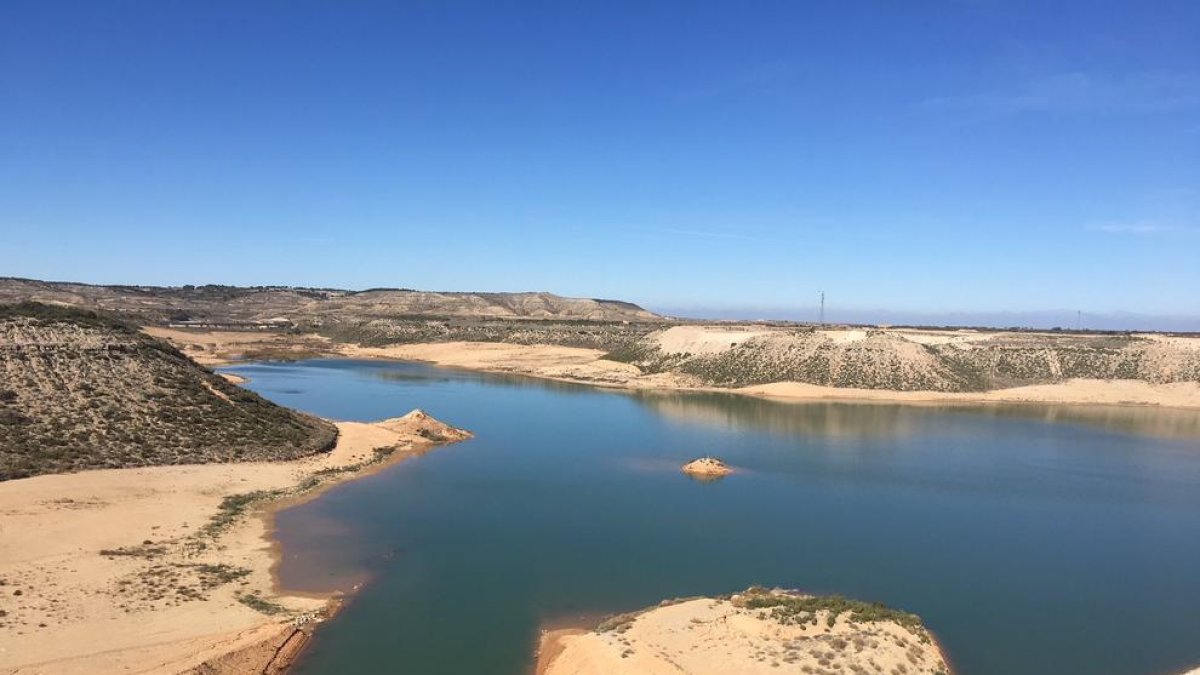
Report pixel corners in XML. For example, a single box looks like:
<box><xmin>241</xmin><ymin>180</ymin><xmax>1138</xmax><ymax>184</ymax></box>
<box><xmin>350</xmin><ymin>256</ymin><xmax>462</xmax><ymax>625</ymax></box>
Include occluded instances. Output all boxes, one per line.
<box><xmin>339</xmin><ymin>340</ymin><xmax>695</xmax><ymax>389</ymax></box>
<box><xmin>336</xmin><ymin>339</ymin><xmax>1200</xmax><ymax>410</ymax></box>
<box><xmin>537</xmin><ymin>587</ymin><xmax>951</xmax><ymax>675</ymax></box>
<box><xmin>142</xmin><ymin>327</ymin><xmax>334</xmax><ymax>367</ymax></box>
<box><xmin>0</xmin><ymin>410</ymin><xmax>470</xmax><ymax>674</ymax></box>
<box><xmin>134</xmin><ymin>322</ymin><xmax>1200</xmax><ymax>411</ymax></box>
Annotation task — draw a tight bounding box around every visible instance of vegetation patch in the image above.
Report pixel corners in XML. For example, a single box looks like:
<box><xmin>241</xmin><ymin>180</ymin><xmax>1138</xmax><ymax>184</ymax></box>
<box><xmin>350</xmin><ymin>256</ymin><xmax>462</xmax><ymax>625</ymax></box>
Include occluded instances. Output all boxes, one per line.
<box><xmin>597</xmin><ymin>611</ymin><xmax>642</xmax><ymax>633</ymax></box>
<box><xmin>237</xmin><ymin>592</ymin><xmax>288</xmax><ymax>615</ymax></box>
<box><xmin>99</xmin><ymin>542</ymin><xmax>168</xmax><ymax>559</ymax></box>
<box><xmin>733</xmin><ymin>587</ymin><xmax>930</xmax><ymax>642</ymax></box>
<box><xmin>197</xmin><ymin>489</ymin><xmax>287</xmax><ymax>539</ymax></box>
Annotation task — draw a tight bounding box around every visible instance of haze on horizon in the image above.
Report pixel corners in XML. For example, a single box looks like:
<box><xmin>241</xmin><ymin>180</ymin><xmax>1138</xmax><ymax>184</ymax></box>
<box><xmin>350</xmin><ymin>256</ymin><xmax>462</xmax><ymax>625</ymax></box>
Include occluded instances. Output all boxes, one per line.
<box><xmin>2</xmin><ymin>2</ymin><xmax>1197</xmax><ymax>330</ymax></box>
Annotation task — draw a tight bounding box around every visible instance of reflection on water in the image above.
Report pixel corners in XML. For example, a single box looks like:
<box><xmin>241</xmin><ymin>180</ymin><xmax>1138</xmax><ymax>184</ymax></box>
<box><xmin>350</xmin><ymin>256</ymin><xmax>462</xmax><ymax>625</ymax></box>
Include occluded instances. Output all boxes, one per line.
<box><xmin>971</xmin><ymin>401</ymin><xmax>1200</xmax><ymax>439</ymax></box>
<box><xmin>223</xmin><ymin>359</ymin><xmax>1200</xmax><ymax>675</ymax></box>
<box><xmin>634</xmin><ymin>392</ymin><xmax>926</xmax><ymax>438</ymax></box>
<box><xmin>374</xmin><ymin>364</ymin><xmax>604</xmax><ymax>395</ymax></box>
<box><xmin>633</xmin><ymin>390</ymin><xmax>1200</xmax><ymax>440</ymax></box>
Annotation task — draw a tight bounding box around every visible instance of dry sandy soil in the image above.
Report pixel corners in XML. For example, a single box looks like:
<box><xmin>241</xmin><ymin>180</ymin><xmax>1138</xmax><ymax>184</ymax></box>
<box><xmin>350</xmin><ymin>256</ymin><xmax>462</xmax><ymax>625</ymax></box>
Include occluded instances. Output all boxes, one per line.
<box><xmin>0</xmin><ymin>410</ymin><xmax>470</xmax><ymax>675</ymax></box>
<box><xmin>339</xmin><ymin>341</ymin><xmax>698</xmax><ymax>389</ymax></box>
<box><xmin>537</xmin><ymin>590</ymin><xmax>950</xmax><ymax>675</ymax></box>
<box><xmin>142</xmin><ymin>327</ymin><xmax>335</xmax><ymax>366</ymax></box>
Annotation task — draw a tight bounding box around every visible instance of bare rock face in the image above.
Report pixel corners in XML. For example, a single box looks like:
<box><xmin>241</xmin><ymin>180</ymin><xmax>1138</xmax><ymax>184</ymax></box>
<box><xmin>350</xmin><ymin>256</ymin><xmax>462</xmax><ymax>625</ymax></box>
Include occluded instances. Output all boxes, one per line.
<box><xmin>380</xmin><ymin>409</ymin><xmax>473</xmax><ymax>443</ymax></box>
<box><xmin>681</xmin><ymin>457</ymin><xmax>733</xmax><ymax>478</ymax></box>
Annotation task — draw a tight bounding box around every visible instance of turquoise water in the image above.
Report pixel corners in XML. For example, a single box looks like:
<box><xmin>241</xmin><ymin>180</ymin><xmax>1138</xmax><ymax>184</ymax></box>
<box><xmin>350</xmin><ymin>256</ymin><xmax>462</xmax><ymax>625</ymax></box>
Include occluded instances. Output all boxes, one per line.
<box><xmin>223</xmin><ymin>359</ymin><xmax>1200</xmax><ymax>675</ymax></box>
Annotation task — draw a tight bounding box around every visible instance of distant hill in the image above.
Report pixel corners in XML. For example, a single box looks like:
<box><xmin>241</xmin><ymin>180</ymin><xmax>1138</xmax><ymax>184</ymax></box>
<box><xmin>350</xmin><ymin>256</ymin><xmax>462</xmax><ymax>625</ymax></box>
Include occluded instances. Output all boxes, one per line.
<box><xmin>0</xmin><ymin>278</ymin><xmax>664</xmax><ymax>325</ymax></box>
<box><xmin>0</xmin><ymin>303</ymin><xmax>337</xmax><ymax>480</ymax></box>
<box><xmin>607</xmin><ymin>325</ymin><xmax>1200</xmax><ymax>391</ymax></box>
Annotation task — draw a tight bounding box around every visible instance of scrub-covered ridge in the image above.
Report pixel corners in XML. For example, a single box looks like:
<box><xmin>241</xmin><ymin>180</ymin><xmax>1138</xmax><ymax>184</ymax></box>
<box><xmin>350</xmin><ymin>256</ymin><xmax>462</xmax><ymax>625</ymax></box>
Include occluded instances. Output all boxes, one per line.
<box><xmin>0</xmin><ymin>302</ymin><xmax>337</xmax><ymax>480</ymax></box>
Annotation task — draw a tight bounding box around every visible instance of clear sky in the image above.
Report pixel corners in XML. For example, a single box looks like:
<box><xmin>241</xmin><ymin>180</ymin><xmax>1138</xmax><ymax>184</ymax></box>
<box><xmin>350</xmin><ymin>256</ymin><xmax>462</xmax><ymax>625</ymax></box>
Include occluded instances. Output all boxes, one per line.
<box><xmin>1</xmin><ymin>1</ymin><xmax>1197</xmax><ymax>327</ymax></box>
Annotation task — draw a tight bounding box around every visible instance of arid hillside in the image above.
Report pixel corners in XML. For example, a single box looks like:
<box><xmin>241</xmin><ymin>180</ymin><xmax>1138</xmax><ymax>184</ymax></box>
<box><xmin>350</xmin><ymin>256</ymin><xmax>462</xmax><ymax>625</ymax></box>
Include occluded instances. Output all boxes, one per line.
<box><xmin>607</xmin><ymin>326</ymin><xmax>1200</xmax><ymax>391</ymax></box>
<box><xmin>0</xmin><ymin>277</ymin><xmax>664</xmax><ymax>325</ymax></box>
<box><xmin>0</xmin><ymin>303</ymin><xmax>337</xmax><ymax>480</ymax></box>
<box><xmin>7</xmin><ymin>277</ymin><xmax>1198</xmax><ymax>396</ymax></box>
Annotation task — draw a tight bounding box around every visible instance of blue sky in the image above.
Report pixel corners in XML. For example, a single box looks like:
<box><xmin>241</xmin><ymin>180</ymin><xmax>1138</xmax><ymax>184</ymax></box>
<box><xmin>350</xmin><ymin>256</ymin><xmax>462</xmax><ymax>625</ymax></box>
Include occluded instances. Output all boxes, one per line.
<box><xmin>1</xmin><ymin>1</ymin><xmax>1197</xmax><ymax>327</ymax></box>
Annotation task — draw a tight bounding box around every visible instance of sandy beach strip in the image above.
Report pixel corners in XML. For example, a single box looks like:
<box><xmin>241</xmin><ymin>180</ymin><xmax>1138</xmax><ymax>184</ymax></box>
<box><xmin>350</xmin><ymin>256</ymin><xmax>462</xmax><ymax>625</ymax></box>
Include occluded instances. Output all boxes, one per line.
<box><xmin>0</xmin><ymin>411</ymin><xmax>469</xmax><ymax>675</ymax></box>
<box><xmin>738</xmin><ymin>378</ymin><xmax>1200</xmax><ymax>409</ymax></box>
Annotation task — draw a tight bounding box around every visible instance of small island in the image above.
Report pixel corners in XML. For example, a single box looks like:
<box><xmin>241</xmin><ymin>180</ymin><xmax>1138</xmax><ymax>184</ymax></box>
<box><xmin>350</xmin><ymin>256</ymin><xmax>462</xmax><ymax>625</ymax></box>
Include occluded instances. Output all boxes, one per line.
<box><xmin>681</xmin><ymin>457</ymin><xmax>734</xmax><ymax>479</ymax></box>
<box><xmin>538</xmin><ymin>586</ymin><xmax>951</xmax><ymax>675</ymax></box>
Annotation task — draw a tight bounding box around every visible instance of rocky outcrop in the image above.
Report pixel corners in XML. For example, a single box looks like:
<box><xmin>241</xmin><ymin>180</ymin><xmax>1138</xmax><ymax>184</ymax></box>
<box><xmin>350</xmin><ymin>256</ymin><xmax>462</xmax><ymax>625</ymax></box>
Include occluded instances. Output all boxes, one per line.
<box><xmin>681</xmin><ymin>457</ymin><xmax>733</xmax><ymax>478</ymax></box>
<box><xmin>379</xmin><ymin>409</ymin><xmax>474</xmax><ymax>443</ymax></box>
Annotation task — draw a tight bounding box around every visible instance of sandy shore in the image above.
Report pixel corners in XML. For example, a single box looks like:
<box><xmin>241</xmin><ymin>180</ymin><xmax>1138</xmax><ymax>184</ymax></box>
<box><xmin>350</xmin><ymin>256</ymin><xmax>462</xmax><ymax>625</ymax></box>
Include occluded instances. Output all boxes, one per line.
<box><xmin>536</xmin><ymin>590</ymin><xmax>951</xmax><ymax>675</ymax></box>
<box><xmin>337</xmin><ymin>341</ymin><xmax>1200</xmax><ymax>410</ymax></box>
<box><xmin>0</xmin><ymin>410</ymin><xmax>470</xmax><ymax>674</ymax></box>
<box><xmin>739</xmin><ymin>378</ymin><xmax>1200</xmax><ymax>409</ymax></box>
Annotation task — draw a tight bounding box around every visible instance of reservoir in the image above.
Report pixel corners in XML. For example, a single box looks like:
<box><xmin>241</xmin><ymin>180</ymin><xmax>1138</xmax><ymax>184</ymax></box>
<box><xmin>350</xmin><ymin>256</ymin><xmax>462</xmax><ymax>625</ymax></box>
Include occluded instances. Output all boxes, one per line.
<box><xmin>223</xmin><ymin>358</ymin><xmax>1200</xmax><ymax>675</ymax></box>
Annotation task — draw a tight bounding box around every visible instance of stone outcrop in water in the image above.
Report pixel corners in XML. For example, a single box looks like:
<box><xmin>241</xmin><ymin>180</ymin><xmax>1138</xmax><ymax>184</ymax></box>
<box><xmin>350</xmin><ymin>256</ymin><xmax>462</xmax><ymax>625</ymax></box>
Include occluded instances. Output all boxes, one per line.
<box><xmin>681</xmin><ymin>457</ymin><xmax>733</xmax><ymax>478</ymax></box>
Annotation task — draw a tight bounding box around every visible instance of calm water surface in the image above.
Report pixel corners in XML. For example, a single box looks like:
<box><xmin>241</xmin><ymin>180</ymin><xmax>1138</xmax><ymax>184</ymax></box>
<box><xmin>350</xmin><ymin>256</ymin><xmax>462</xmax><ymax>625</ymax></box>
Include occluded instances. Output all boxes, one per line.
<box><xmin>223</xmin><ymin>359</ymin><xmax>1200</xmax><ymax>675</ymax></box>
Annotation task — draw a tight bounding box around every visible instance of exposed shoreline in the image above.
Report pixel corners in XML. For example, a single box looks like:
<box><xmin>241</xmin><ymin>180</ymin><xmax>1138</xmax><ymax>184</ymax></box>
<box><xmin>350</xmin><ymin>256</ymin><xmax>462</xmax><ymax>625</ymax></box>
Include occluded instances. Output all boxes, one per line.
<box><xmin>144</xmin><ymin>326</ymin><xmax>1200</xmax><ymax>411</ymax></box>
<box><xmin>7</xmin><ymin>339</ymin><xmax>1198</xmax><ymax>673</ymax></box>
<box><xmin>334</xmin><ymin>341</ymin><xmax>1200</xmax><ymax>411</ymax></box>
<box><xmin>0</xmin><ymin>410</ymin><xmax>470</xmax><ymax>674</ymax></box>
<box><xmin>535</xmin><ymin>589</ymin><xmax>955</xmax><ymax>675</ymax></box>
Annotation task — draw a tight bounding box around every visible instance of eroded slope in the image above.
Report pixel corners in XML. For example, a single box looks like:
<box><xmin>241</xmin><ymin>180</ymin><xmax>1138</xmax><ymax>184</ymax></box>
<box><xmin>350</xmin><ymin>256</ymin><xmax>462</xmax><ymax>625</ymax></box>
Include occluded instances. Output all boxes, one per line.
<box><xmin>609</xmin><ymin>326</ymin><xmax>1200</xmax><ymax>391</ymax></box>
<box><xmin>0</xmin><ymin>303</ymin><xmax>337</xmax><ymax>480</ymax></box>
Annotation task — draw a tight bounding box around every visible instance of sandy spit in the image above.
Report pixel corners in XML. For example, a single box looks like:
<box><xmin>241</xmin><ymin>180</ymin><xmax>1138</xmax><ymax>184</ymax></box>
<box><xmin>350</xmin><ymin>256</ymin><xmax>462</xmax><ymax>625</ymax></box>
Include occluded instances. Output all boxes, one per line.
<box><xmin>536</xmin><ymin>594</ymin><xmax>951</xmax><ymax>675</ymax></box>
<box><xmin>0</xmin><ymin>411</ymin><xmax>470</xmax><ymax>675</ymax></box>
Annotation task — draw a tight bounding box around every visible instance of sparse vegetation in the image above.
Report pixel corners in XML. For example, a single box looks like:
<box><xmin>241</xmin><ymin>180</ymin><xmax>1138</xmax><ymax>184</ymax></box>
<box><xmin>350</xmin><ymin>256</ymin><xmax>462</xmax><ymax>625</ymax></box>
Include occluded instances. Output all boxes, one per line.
<box><xmin>236</xmin><ymin>592</ymin><xmax>288</xmax><ymax>615</ymax></box>
<box><xmin>198</xmin><ymin>489</ymin><xmax>288</xmax><ymax>539</ymax></box>
<box><xmin>0</xmin><ymin>278</ymin><xmax>662</xmax><ymax>326</ymax></box>
<box><xmin>99</xmin><ymin>543</ymin><xmax>168</xmax><ymax>559</ymax></box>
<box><xmin>598</xmin><ymin>611</ymin><xmax>642</xmax><ymax>633</ymax></box>
<box><xmin>610</xmin><ymin>329</ymin><xmax>1200</xmax><ymax>391</ymax></box>
<box><xmin>734</xmin><ymin>587</ymin><xmax>930</xmax><ymax>642</ymax></box>
<box><xmin>0</xmin><ymin>303</ymin><xmax>338</xmax><ymax>480</ymax></box>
